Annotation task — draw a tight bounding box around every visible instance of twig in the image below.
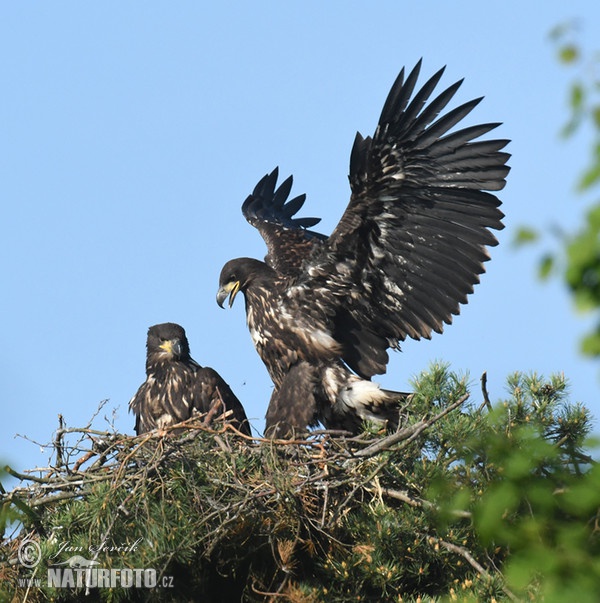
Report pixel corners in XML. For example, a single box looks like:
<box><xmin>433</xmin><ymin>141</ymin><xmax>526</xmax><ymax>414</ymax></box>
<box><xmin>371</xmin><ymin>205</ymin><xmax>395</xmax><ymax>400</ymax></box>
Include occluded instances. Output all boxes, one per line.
<box><xmin>203</xmin><ymin>394</ymin><xmax>225</xmax><ymax>427</ymax></box>
<box><xmin>430</xmin><ymin>535</ymin><xmax>518</xmax><ymax>601</ymax></box>
<box><xmin>382</xmin><ymin>488</ymin><xmax>471</xmax><ymax>518</ymax></box>
<box><xmin>328</xmin><ymin>456</ymin><xmax>389</xmax><ymax>526</ymax></box>
<box><xmin>28</xmin><ymin>490</ymin><xmax>83</xmax><ymax>507</ymax></box>
<box><xmin>251</xmin><ymin>578</ymin><xmax>291</xmax><ymax>600</ymax></box>
<box><xmin>478</xmin><ymin>371</ymin><xmax>493</xmax><ymax>413</ymax></box>
<box><xmin>320</xmin><ymin>483</ymin><xmax>329</xmax><ymax>527</ymax></box>
<box><xmin>72</xmin><ymin>450</ymin><xmax>96</xmax><ymax>473</ymax></box>
<box><xmin>4</xmin><ymin>466</ymin><xmax>53</xmax><ymax>484</ymax></box>
<box><xmin>54</xmin><ymin>414</ymin><xmax>65</xmax><ymax>469</ymax></box>
<box><xmin>355</xmin><ymin>393</ymin><xmax>470</xmax><ymax>457</ymax></box>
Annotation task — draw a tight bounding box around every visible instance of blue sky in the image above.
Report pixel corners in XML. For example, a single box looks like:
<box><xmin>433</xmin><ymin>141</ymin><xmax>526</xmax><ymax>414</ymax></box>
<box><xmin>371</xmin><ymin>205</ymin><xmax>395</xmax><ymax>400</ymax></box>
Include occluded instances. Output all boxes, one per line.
<box><xmin>2</xmin><ymin>3</ymin><xmax>600</xmax><ymax>483</ymax></box>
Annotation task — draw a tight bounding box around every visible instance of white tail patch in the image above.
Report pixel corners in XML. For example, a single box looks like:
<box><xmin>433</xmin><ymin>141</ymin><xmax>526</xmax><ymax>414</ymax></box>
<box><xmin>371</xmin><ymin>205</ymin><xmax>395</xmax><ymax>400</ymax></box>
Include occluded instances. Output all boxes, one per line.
<box><xmin>328</xmin><ymin>371</ymin><xmax>390</xmax><ymax>424</ymax></box>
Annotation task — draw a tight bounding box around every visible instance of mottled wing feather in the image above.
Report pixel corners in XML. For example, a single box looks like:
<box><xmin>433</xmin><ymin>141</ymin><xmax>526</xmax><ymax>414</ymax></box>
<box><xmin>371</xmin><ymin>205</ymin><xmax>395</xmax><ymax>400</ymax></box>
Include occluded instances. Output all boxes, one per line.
<box><xmin>129</xmin><ymin>383</ymin><xmax>150</xmax><ymax>434</ymax></box>
<box><xmin>195</xmin><ymin>367</ymin><xmax>251</xmax><ymax>435</ymax></box>
<box><xmin>130</xmin><ymin>361</ymin><xmax>251</xmax><ymax>436</ymax></box>
<box><xmin>242</xmin><ymin>167</ymin><xmax>327</xmax><ymax>277</ymax></box>
<box><xmin>296</xmin><ymin>61</ymin><xmax>510</xmax><ymax>378</ymax></box>
<box><xmin>264</xmin><ymin>361</ymin><xmax>319</xmax><ymax>437</ymax></box>
<box><xmin>129</xmin><ymin>366</ymin><xmax>194</xmax><ymax>433</ymax></box>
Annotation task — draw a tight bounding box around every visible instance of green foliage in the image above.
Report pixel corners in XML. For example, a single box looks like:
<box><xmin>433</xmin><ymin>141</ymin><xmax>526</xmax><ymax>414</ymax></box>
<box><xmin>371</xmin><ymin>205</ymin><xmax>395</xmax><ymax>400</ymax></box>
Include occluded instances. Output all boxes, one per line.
<box><xmin>518</xmin><ymin>23</ymin><xmax>600</xmax><ymax>358</ymax></box>
<box><xmin>466</xmin><ymin>374</ymin><xmax>600</xmax><ymax>602</ymax></box>
<box><xmin>0</xmin><ymin>466</ymin><xmax>23</xmax><ymax>540</ymax></box>
<box><xmin>513</xmin><ymin>226</ymin><xmax>539</xmax><ymax>247</ymax></box>
<box><xmin>1</xmin><ymin>365</ymin><xmax>598</xmax><ymax>602</ymax></box>
<box><xmin>393</xmin><ymin>368</ymin><xmax>599</xmax><ymax>601</ymax></box>
<box><xmin>565</xmin><ymin>205</ymin><xmax>600</xmax><ymax>312</ymax></box>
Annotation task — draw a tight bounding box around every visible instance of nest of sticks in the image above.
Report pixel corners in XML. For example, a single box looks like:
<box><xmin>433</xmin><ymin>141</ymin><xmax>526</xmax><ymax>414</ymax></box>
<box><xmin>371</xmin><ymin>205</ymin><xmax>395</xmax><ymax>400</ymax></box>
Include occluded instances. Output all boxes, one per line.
<box><xmin>2</xmin><ymin>380</ymin><xmax>514</xmax><ymax>602</ymax></box>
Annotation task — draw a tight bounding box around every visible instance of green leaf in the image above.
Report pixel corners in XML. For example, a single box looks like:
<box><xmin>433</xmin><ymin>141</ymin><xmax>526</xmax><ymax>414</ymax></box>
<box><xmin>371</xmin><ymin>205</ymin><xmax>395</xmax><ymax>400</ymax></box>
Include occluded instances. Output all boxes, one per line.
<box><xmin>513</xmin><ymin>226</ymin><xmax>539</xmax><ymax>247</ymax></box>
<box><xmin>559</xmin><ymin>44</ymin><xmax>579</xmax><ymax>64</ymax></box>
<box><xmin>586</xmin><ymin>203</ymin><xmax>600</xmax><ymax>229</ymax></box>
<box><xmin>593</xmin><ymin>105</ymin><xmax>600</xmax><ymax>130</ymax></box>
<box><xmin>580</xmin><ymin>330</ymin><xmax>600</xmax><ymax>356</ymax></box>
<box><xmin>475</xmin><ymin>482</ymin><xmax>520</xmax><ymax>544</ymax></box>
<box><xmin>570</xmin><ymin>82</ymin><xmax>584</xmax><ymax>112</ymax></box>
<box><xmin>506</xmin><ymin>546</ymin><xmax>559</xmax><ymax>590</ymax></box>
<box><xmin>560</xmin><ymin>463</ymin><xmax>600</xmax><ymax>514</ymax></box>
<box><xmin>539</xmin><ymin>253</ymin><xmax>555</xmax><ymax>280</ymax></box>
<box><xmin>577</xmin><ymin>161</ymin><xmax>600</xmax><ymax>191</ymax></box>
<box><xmin>561</xmin><ymin>115</ymin><xmax>581</xmax><ymax>138</ymax></box>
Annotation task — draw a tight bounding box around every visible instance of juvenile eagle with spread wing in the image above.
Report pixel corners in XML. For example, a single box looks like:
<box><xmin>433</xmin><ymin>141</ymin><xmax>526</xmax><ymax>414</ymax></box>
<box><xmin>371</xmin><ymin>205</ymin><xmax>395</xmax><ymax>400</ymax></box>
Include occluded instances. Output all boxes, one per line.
<box><xmin>129</xmin><ymin>322</ymin><xmax>251</xmax><ymax>436</ymax></box>
<box><xmin>217</xmin><ymin>61</ymin><xmax>510</xmax><ymax>437</ymax></box>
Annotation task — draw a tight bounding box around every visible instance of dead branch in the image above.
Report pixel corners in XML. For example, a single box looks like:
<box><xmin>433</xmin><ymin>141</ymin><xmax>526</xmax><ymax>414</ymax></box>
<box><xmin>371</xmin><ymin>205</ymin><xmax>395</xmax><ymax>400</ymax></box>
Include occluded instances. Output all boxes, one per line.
<box><xmin>478</xmin><ymin>371</ymin><xmax>493</xmax><ymax>413</ymax></box>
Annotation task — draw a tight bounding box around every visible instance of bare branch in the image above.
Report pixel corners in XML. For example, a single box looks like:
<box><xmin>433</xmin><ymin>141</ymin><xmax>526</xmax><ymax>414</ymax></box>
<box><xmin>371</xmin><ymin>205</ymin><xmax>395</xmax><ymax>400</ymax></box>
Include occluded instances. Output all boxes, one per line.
<box><xmin>478</xmin><ymin>371</ymin><xmax>493</xmax><ymax>413</ymax></box>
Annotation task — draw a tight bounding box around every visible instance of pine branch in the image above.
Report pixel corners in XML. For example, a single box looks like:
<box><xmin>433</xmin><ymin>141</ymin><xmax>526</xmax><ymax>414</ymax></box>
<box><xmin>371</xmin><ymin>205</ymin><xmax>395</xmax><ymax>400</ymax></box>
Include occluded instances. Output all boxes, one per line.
<box><xmin>430</xmin><ymin>535</ymin><xmax>518</xmax><ymax>602</ymax></box>
<box><xmin>3</xmin><ymin>369</ymin><xmax>595</xmax><ymax>602</ymax></box>
<box><xmin>354</xmin><ymin>392</ymin><xmax>470</xmax><ymax>457</ymax></box>
<box><xmin>381</xmin><ymin>487</ymin><xmax>471</xmax><ymax>519</ymax></box>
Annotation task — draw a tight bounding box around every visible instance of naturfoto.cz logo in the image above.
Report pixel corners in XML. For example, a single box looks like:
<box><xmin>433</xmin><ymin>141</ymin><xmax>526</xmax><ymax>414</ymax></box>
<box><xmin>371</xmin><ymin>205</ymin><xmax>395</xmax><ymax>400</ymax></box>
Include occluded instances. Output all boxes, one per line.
<box><xmin>47</xmin><ymin>566</ymin><xmax>164</xmax><ymax>589</ymax></box>
<box><xmin>17</xmin><ymin>538</ymin><xmax>174</xmax><ymax>590</ymax></box>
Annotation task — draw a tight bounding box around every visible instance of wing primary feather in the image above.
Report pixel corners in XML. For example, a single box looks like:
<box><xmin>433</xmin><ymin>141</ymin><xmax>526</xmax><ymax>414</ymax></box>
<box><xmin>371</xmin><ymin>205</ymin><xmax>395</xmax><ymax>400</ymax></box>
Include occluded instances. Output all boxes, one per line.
<box><xmin>232</xmin><ymin>62</ymin><xmax>509</xmax><ymax>388</ymax></box>
<box><xmin>432</xmin><ymin>123</ymin><xmax>504</xmax><ymax>149</ymax></box>
<box><xmin>414</xmin><ymin>97</ymin><xmax>483</xmax><ymax>149</ymax></box>
<box><xmin>282</xmin><ymin>193</ymin><xmax>307</xmax><ymax>218</ymax></box>
<box><xmin>386</xmin><ymin>66</ymin><xmax>447</xmax><ymax>136</ymax></box>
<box><xmin>252</xmin><ymin>168</ymin><xmax>279</xmax><ymax>205</ymax></box>
<box><xmin>377</xmin><ymin>64</ymin><xmax>409</xmax><ymax>125</ymax></box>
<box><xmin>272</xmin><ymin>175</ymin><xmax>293</xmax><ymax>209</ymax></box>
<box><xmin>393</xmin><ymin>79</ymin><xmax>464</xmax><ymax>141</ymax></box>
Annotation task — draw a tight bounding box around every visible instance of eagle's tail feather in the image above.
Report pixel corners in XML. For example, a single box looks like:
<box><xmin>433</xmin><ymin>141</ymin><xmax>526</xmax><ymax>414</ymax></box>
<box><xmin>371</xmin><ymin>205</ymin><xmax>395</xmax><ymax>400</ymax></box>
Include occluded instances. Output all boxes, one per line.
<box><xmin>379</xmin><ymin>388</ymin><xmax>412</xmax><ymax>431</ymax></box>
<box><xmin>321</xmin><ymin>367</ymin><xmax>411</xmax><ymax>433</ymax></box>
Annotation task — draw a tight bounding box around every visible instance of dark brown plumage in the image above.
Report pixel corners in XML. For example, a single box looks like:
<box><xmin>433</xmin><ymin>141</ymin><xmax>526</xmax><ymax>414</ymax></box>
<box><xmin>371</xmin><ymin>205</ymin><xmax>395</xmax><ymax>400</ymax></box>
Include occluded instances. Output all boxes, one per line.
<box><xmin>129</xmin><ymin>323</ymin><xmax>251</xmax><ymax>436</ymax></box>
<box><xmin>217</xmin><ymin>61</ymin><xmax>510</xmax><ymax>437</ymax></box>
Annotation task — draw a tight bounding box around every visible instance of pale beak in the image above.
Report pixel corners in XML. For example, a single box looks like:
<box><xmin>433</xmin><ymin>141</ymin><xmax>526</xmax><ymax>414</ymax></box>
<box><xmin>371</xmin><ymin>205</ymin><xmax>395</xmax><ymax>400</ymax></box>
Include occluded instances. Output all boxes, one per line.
<box><xmin>216</xmin><ymin>281</ymin><xmax>240</xmax><ymax>308</ymax></box>
<box><xmin>159</xmin><ymin>339</ymin><xmax>182</xmax><ymax>357</ymax></box>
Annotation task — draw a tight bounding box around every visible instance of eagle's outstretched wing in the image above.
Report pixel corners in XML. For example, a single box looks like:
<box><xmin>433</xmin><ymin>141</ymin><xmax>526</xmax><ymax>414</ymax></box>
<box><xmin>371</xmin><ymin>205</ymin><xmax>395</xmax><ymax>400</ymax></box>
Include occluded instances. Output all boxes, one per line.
<box><xmin>242</xmin><ymin>168</ymin><xmax>327</xmax><ymax>277</ymax></box>
<box><xmin>287</xmin><ymin>61</ymin><xmax>510</xmax><ymax>378</ymax></box>
<box><xmin>218</xmin><ymin>62</ymin><xmax>509</xmax><ymax>436</ymax></box>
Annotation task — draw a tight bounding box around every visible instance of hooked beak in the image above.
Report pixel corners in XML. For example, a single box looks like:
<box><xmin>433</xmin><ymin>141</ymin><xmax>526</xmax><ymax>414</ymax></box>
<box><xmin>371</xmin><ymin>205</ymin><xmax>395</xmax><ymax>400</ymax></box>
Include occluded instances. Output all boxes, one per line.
<box><xmin>159</xmin><ymin>339</ymin><xmax>182</xmax><ymax>358</ymax></box>
<box><xmin>216</xmin><ymin>281</ymin><xmax>241</xmax><ymax>308</ymax></box>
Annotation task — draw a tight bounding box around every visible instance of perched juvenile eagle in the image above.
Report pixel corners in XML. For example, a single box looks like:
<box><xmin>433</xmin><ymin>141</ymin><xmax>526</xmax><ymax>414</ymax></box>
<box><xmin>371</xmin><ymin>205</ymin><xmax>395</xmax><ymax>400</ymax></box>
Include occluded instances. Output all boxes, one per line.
<box><xmin>129</xmin><ymin>322</ymin><xmax>251</xmax><ymax>436</ymax></box>
<box><xmin>217</xmin><ymin>61</ymin><xmax>510</xmax><ymax>437</ymax></box>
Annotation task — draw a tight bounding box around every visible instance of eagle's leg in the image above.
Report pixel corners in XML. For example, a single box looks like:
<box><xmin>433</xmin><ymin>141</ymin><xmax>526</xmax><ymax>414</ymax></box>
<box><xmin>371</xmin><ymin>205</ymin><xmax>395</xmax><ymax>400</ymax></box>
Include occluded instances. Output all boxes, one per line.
<box><xmin>264</xmin><ymin>361</ymin><xmax>318</xmax><ymax>439</ymax></box>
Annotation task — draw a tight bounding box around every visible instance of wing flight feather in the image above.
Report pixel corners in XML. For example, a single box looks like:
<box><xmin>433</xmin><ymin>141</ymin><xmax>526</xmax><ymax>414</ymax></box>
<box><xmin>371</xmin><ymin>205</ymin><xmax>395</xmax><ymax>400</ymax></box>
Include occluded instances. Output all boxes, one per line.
<box><xmin>237</xmin><ymin>63</ymin><xmax>509</xmax><ymax>379</ymax></box>
<box><xmin>296</xmin><ymin>62</ymin><xmax>510</xmax><ymax>377</ymax></box>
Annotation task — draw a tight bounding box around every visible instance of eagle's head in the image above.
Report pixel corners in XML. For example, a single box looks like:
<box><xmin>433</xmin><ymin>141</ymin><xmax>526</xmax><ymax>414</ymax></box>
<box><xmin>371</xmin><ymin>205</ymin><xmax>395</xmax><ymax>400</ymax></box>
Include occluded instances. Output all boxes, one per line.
<box><xmin>146</xmin><ymin>322</ymin><xmax>191</xmax><ymax>364</ymax></box>
<box><xmin>216</xmin><ymin>257</ymin><xmax>276</xmax><ymax>308</ymax></box>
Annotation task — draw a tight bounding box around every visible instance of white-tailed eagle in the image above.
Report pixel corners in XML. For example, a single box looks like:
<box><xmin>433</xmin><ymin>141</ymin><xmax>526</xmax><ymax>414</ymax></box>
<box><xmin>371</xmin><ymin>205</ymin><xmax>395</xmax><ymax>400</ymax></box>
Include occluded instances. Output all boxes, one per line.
<box><xmin>129</xmin><ymin>322</ymin><xmax>251</xmax><ymax>436</ymax></box>
<box><xmin>217</xmin><ymin>62</ymin><xmax>509</xmax><ymax>437</ymax></box>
